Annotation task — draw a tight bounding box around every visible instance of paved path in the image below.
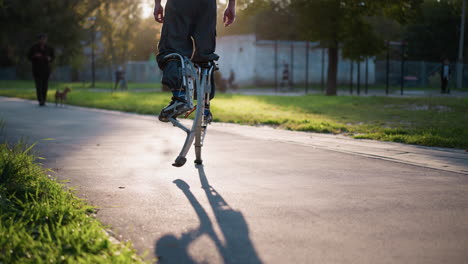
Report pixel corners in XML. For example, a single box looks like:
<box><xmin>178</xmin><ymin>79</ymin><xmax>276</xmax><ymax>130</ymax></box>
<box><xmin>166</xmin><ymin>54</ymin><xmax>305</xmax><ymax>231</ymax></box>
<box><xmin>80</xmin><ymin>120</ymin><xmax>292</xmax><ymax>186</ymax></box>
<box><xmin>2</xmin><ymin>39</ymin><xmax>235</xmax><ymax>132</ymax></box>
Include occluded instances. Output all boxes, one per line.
<box><xmin>1</xmin><ymin>96</ymin><xmax>468</xmax><ymax>264</ymax></box>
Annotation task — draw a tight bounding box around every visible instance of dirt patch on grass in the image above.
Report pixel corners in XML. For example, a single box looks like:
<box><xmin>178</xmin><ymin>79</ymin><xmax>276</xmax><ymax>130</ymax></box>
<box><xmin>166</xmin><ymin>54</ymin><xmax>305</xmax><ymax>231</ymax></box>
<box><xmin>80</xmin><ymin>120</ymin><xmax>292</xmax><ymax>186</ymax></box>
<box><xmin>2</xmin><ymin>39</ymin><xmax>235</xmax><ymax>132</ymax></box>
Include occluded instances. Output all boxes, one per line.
<box><xmin>384</xmin><ymin>104</ymin><xmax>452</xmax><ymax>112</ymax></box>
<box><xmin>407</xmin><ymin>104</ymin><xmax>451</xmax><ymax>112</ymax></box>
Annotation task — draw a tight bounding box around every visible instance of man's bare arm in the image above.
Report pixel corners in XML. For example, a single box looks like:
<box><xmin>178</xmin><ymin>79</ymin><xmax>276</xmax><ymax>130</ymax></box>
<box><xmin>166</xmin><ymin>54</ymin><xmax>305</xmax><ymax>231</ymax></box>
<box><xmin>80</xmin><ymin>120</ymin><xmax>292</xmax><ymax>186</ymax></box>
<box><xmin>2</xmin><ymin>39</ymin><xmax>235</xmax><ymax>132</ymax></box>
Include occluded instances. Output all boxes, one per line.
<box><xmin>154</xmin><ymin>0</ymin><xmax>164</xmax><ymax>23</ymax></box>
<box><xmin>223</xmin><ymin>0</ymin><xmax>236</xmax><ymax>27</ymax></box>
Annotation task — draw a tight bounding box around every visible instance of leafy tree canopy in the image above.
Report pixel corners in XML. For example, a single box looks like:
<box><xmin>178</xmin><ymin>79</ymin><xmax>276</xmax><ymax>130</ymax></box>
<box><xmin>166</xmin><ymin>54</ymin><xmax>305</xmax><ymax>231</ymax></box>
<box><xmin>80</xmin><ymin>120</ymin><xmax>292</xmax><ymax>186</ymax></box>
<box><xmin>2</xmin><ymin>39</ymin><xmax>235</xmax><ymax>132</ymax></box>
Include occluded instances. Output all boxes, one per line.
<box><xmin>291</xmin><ymin>0</ymin><xmax>422</xmax><ymax>58</ymax></box>
<box><xmin>0</xmin><ymin>0</ymin><xmax>158</xmax><ymax>70</ymax></box>
<box><xmin>405</xmin><ymin>0</ymin><xmax>464</xmax><ymax>62</ymax></box>
<box><xmin>0</xmin><ymin>0</ymin><xmax>101</xmax><ymax>67</ymax></box>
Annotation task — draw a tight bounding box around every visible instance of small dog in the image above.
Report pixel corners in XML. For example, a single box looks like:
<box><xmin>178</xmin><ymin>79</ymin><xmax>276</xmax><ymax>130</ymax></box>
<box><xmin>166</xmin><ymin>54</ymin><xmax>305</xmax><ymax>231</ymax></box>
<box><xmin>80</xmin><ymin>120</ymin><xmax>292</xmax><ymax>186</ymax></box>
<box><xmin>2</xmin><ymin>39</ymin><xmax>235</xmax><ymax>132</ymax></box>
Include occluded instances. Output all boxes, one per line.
<box><xmin>55</xmin><ymin>87</ymin><xmax>71</xmax><ymax>106</ymax></box>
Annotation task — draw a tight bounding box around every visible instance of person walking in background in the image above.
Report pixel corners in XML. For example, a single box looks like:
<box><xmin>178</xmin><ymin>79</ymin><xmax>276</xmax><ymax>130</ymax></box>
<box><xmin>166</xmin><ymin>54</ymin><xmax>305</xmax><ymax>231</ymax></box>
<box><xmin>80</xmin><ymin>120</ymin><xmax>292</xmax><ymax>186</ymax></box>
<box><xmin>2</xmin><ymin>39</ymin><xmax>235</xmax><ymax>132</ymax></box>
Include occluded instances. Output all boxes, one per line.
<box><xmin>227</xmin><ymin>69</ymin><xmax>237</xmax><ymax>90</ymax></box>
<box><xmin>280</xmin><ymin>61</ymin><xmax>290</xmax><ymax>89</ymax></box>
<box><xmin>440</xmin><ymin>58</ymin><xmax>451</xmax><ymax>94</ymax></box>
<box><xmin>114</xmin><ymin>66</ymin><xmax>127</xmax><ymax>90</ymax></box>
<box><xmin>27</xmin><ymin>34</ymin><xmax>54</xmax><ymax>106</ymax></box>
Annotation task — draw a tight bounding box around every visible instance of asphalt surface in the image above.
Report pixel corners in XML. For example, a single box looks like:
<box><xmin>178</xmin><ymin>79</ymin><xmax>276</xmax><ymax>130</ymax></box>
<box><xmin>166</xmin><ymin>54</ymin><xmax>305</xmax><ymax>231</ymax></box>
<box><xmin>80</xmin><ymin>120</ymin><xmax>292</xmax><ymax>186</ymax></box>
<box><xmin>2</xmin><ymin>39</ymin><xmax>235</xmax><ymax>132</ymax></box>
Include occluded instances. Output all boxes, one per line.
<box><xmin>1</xmin><ymin>96</ymin><xmax>468</xmax><ymax>264</ymax></box>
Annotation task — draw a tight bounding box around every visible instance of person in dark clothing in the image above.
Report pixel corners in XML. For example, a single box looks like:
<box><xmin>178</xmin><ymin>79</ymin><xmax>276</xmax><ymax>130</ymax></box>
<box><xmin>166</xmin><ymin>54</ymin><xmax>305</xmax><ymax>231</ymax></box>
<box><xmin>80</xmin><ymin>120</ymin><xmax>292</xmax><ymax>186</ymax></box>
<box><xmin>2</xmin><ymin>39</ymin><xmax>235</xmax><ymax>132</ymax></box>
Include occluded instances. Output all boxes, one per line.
<box><xmin>114</xmin><ymin>66</ymin><xmax>127</xmax><ymax>90</ymax></box>
<box><xmin>280</xmin><ymin>61</ymin><xmax>290</xmax><ymax>89</ymax></box>
<box><xmin>440</xmin><ymin>58</ymin><xmax>451</xmax><ymax>94</ymax></box>
<box><xmin>27</xmin><ymin>34</ymin><xmax>55</xmax><ymax>106</ymax></box>
<box><xmin>153</xmin><ymin>0</ymin><xmax>236</xmax><ymax>122</ymax></box>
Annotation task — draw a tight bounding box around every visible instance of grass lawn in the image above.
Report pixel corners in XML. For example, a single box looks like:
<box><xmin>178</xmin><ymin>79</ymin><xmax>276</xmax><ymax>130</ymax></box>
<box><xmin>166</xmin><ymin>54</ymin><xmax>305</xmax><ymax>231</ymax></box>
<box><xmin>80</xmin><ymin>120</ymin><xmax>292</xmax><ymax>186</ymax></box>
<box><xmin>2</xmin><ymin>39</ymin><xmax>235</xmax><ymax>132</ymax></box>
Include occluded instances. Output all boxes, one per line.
<box><xmin>0</xmin><ymin>80</ymin><xmax>161</xmax><ymax>91</ymax></box>
<box><xmin>0</xmin><ymin>81</ymin><xmax>467</xmax><ymax>149</ymax></box>
<box><xmin>0</xmin><ymin>142</ymin><xmax>148</xmax><ymax>263</ymax></box>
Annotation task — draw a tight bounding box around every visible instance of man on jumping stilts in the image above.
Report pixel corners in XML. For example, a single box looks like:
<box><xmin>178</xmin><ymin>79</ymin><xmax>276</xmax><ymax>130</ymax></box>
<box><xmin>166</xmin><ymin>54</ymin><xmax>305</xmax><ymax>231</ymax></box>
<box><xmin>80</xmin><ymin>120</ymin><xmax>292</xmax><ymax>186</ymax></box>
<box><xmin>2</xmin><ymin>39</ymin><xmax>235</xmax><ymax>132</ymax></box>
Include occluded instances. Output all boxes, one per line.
<box><xmin>154</xmin><ymin>0</ymin><xmax>236</xmax><ymax>123</ymax></box>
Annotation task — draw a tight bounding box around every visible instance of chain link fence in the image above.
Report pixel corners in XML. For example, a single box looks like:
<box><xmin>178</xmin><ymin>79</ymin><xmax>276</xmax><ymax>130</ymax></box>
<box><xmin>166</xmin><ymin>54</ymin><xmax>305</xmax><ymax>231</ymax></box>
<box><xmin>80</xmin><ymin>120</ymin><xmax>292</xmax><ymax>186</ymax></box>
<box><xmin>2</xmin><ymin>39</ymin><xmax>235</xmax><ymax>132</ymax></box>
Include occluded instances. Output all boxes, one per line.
<box><xmin>374</xmin><ymin>60</ymin><xmax>467</xmax><ymax>91</ymax></box>
<box><xmin>1</xmin><ymin>54</ymin><xmax>468</xmax><ymax>95</ymax></box>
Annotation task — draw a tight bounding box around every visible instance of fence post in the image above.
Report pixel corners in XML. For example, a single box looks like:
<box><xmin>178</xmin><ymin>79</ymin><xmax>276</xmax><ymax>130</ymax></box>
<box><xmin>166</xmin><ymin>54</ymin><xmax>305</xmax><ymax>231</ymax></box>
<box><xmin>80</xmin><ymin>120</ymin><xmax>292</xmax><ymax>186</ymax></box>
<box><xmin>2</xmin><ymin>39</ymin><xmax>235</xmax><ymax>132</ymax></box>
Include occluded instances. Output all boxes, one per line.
<box><xmin>457</xmin><ymin>0</ymin><xmax>466</xmax><ymax>89</ymax></box>
<box><xmin>401</xmin><ymin>42</ymin><xmax>406</xmax><ymax>96</ymax></box>
<box><xmin>386</xmin><ymin>41</ymin><xmax>390</xmax><ymax>95</ymax></box>
<box><xmin>274</xmin><ymin>40</ymin><xmax>278</xmax><ymax>92</ymax></box>
<box><xmin>321</xmin><ymin>48</ymin><xmax>325</xmax><ymax>92</ymax></box>
<box><xmin>91</xmin><ymin>23</ymin><xmax>96</xmax><ymax>88</ymax></box>
<box><xmin>420</xmin><ymin>61</ymin><xmax>427</xmax><ymax>87</ymax></box>
<box><xmin>357</xmin><ymin>60</ymin><xmax>361</xmax><ymax>95</ymax></box>
<box><xmin>365</xmin><ymin>57</ymin><xmax>369</xmax><ymax>95</ymax></box>
<box><xmin>290</xmin><ymin>41</ymin><xmax>294</xmax><ymax>89</ymax></box>
<box><xmin>350</xmin><ymin>60</ymin><xmax>354</xmax><ymax>95</ymax></box>
<box><xmin>305</xmin><ymin>41</ymin><xmax>310</xmax><ymax>94</ymax></box>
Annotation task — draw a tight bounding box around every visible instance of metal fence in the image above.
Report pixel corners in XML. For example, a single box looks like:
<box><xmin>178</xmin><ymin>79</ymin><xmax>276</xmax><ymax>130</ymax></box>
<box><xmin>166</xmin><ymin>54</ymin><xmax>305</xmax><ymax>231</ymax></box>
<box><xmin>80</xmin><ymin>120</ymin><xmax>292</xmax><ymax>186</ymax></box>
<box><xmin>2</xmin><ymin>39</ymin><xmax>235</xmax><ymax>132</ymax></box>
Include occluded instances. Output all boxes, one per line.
<box><xmin>2</xmin><ymin>58</ymin><xmax>468</xmax><ymax>92</ymax></box>
<box><xmin>374</xmin><ymin>60</ymin><xmax>465</xmax><ymax>90</ymax></box>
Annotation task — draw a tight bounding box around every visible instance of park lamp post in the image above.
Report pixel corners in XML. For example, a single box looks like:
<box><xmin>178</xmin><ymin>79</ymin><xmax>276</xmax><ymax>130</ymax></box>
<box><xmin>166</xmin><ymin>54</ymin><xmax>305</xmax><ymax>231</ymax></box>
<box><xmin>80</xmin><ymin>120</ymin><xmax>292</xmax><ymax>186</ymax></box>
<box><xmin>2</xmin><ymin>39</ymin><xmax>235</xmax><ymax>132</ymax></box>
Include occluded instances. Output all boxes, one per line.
<box><xmin>88</xmin><ymin>16</ymin><xmax>96</xmax><ymax>88</ymax></box>
<box><xmin>457</xmin><ymin>0</ymin><xmax>466</xmax><ymax>89</ymax></box>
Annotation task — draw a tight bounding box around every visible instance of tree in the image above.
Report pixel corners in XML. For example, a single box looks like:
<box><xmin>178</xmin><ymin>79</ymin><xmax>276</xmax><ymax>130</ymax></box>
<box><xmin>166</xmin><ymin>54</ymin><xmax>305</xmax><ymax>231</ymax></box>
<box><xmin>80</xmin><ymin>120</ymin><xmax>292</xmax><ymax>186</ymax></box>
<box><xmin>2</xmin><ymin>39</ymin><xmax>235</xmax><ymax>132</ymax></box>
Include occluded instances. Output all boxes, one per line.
<box><xmin>217</xmin><ymin>0</ymin><xmax>300</xmax><ymax>40</ymax></box>
<box><xmin>93</xmin><ymin>1</ymin><xmax>141</xmax><ymax>68</ymax></box>
<box><xmin>0</xmin><ymin>0</ymin><xmax>103</xmax><ymax>72</ymax></box>
<box><xmin>404</xmin><ymin>0</ymin><xmax>463</xmax><ymax>62</ymax></box>
<box><xmin>131</xmin><ymin>17</ymin><xmax>161</xmax><ymax>61</ymax></box>
<box><xmin>291</xmin><ymin>0</ymin><xmax>422</xmax><ymax>95</ymax></box>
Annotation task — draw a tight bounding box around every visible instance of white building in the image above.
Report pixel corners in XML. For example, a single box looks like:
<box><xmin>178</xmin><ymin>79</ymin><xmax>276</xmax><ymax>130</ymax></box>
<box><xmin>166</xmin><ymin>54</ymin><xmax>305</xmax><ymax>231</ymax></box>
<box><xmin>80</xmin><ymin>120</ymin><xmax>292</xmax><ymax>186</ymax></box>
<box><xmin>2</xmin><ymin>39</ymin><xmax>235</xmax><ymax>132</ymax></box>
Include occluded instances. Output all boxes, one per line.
<box><xmin>216</xmin><ymin>34</ymin><xmax>375</xmax><ymax>87</ymax></box>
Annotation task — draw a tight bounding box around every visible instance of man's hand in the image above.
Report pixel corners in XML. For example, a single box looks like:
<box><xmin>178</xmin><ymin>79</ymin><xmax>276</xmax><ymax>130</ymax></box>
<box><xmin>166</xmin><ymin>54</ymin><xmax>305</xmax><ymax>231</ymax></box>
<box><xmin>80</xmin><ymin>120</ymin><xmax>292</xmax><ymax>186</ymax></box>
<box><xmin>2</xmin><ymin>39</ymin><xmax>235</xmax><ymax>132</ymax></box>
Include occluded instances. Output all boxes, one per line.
<box><xmin>153</xmin><ymin>1</ymin><xmax>164</xmax><ymax>23</ymax></box>
<box><xmin>223</xmin><ymin>0</ymin><xmax>236</xmax><ymax>27</ymax></box>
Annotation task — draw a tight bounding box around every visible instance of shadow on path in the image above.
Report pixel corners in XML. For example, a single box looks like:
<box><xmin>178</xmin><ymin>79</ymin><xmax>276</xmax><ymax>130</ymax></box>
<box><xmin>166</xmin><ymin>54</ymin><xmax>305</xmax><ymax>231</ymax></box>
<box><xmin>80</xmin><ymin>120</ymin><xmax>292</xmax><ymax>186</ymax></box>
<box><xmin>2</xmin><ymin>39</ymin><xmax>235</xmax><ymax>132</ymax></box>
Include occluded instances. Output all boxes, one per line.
<box><xmin>155</xmin><ymin>165</ymin><xmax>262</xmax><ymax>264</ymax></box>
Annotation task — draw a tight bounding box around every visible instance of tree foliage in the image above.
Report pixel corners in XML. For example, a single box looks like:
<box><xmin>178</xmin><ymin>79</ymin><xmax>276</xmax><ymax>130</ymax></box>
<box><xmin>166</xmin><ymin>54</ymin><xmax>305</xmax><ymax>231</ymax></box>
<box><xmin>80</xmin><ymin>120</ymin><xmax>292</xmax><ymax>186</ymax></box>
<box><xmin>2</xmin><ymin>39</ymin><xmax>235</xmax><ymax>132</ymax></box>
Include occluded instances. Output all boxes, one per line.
<box><xmin>2</xmin><ymin>0</ymin><xmax>463</xmax><ymax>88</ymax></box>
<box><xmin>217</xmin><ymin>0</ymin><xmax>300</xmax><ymax>40</ymax></box>
<box><xmin>292</xmin><ymin>0</ymin><xmax>423</xmax><ymax>56</ymax></box>
<box><xmin>0</xmin><ymin>0</ymin><xmax>158</xmax><ymax>73</ymax></box>
<box><xmin>131</xmin><ymin>17</ymin><xmax>161</xmax><ymax>61</ymax></box>
<box><xmin>94</xmin><ymin>0</ymin><xmax>141</xmax><ymax>67</ymax></box>
<box><xmin>0</xmin><ymin>0</ymin><xmax>102</xmax><ymax>67</ymax></box>
<box><xmin>290</xmin><ymin>0</ymin><xmax>422</xmax><ymax>95</ymax></box>
<box><xmin>216</xmin><ymin>0</ymin><xmax>423</xmax><ymax>95</ymax></box>
<box><xmin>405</xmin><ymin>0</ymin><xmax>463</xmax><ymax>62</ymax></box>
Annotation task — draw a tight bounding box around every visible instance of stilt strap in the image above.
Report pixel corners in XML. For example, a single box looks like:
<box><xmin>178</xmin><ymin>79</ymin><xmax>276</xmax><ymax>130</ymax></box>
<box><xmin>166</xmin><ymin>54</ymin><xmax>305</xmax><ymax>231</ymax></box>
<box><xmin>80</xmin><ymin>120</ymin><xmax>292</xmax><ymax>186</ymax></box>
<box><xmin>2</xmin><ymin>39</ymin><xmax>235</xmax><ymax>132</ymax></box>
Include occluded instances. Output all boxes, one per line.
<box><xmin>171</xmin><ymin>96</ymin><xmax>187</xmax><ymax>103</ymax></box>
<box><xmin>184</xmin><ymin>107</ymin><xmax>197</xmax><ymax>118</ymax></box>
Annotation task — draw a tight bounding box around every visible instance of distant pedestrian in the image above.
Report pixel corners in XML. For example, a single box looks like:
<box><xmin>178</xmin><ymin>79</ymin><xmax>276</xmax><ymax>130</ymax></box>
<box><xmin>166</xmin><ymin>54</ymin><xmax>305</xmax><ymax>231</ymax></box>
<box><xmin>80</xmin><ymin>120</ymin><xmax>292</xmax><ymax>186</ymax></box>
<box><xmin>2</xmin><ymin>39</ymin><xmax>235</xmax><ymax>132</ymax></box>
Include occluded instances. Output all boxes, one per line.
<box><xmin>27</xmin><ymin>34</ymin><xmax>54</xmax><ymax>106</ymax></box>
<box><xmin>440</xmin><ymin>58</ymin><xmax>451</xmax><ymax>94</ymax></box>
<box><xmin>114</xmin><ymin>66</ymin><xmax>127</xmax><ymax>90</ymax></box>
<box><xmin>281</xmin><ymin>61</ymin><xmax>290</xmax><ymax>89</ymax></box>
<box><xmin>227</xmin><ymin>69</ymin><xmax>237</xmax><ymax>90</ymax></box>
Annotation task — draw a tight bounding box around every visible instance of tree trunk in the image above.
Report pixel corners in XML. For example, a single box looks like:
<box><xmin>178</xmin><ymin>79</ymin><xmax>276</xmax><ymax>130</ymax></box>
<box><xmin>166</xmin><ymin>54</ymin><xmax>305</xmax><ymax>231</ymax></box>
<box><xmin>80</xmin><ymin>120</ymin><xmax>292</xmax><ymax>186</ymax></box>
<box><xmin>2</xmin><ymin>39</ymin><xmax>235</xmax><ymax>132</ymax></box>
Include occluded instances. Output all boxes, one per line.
<box><xmin>326</xmin><ymin>46</ymin><xmax>339</xmax><ymax>96</ymax></box>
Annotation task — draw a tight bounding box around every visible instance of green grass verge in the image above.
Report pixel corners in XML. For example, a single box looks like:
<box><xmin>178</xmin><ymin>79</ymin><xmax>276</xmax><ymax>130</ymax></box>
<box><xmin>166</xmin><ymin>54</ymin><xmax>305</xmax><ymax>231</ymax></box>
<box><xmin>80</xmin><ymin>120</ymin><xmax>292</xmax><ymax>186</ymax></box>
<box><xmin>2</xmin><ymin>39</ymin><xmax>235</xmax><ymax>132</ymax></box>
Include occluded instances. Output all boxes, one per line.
<box><xmin>0</xmin><ymin>142</ymin><xmax>148</xmax><ymax>263</ymax></box>
<box><xmin>1</xmin><ymin>81</ymin><xmax>467</xmax><ymax>149</ymax></box>
<box><xmin>0</xmin><ymin>80</ymin><xmax>160</xmax><ymax>91</ymax></box>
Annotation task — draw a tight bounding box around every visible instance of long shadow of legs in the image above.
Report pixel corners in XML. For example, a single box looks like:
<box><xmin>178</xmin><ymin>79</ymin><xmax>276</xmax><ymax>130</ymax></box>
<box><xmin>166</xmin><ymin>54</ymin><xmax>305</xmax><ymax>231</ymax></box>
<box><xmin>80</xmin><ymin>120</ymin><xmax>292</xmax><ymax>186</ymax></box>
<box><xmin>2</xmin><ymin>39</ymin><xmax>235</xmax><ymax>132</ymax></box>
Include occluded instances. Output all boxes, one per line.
<box><xmin>197</xmin><ymin>165</ymin><xmax>262</xmax><ymax>264</ymax></box>
<box><xmin>155</xmin><ymin>179</ymin><xmax>223</xmax><ymax>264</ymax></box>
<box><xmin>154</xmin><ymin>166</ymin><xmax>262</xmax><ymax>264</ymax></box>
<box><xmin>156</xmin><ymin>180</ymin><xmax>222</xmax><ymax>264</ymax></box>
